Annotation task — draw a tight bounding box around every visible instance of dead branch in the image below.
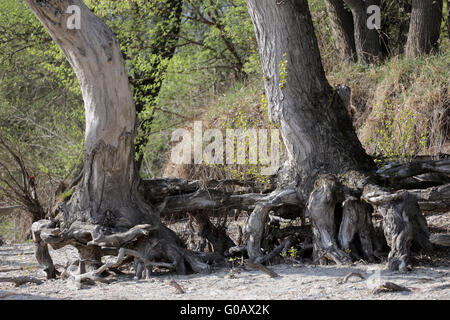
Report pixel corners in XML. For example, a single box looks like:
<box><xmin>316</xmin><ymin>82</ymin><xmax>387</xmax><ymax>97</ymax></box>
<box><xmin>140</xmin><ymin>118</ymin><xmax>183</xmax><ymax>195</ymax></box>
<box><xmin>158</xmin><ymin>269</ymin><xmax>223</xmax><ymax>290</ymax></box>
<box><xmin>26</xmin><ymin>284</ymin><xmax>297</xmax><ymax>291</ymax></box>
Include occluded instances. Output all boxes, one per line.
<box><xmin>376</xmin><ymin>159</ymin><xmax>450</xmax><ymax>180</ymax></box>
<box><xmin>245</xmin><ymin>261</ymin><xmax>280</xmax><ymax>278</ymax></box>
<box><xmin>169</xmin><ymin>279</ymin><xmax>185</xmax><ymax>294</ymax></box>
<box><xmin>259</xmin><ymin>236</ymin><xmax>293</xmax><ymax>264</ymax></box>
<box><xmin>372</xmin><ymin>282</ymin><xmax>411</xmax><ymax>294</ymax></box>
<box><xmin>120</xmin><ymin>248</ymin><xmax>176</xmax><ymax>269</ymax></box>
<box><xmin>363</xmin><ymin>184</ymin><xmax>450</xmax><ymax>205</ymax></box>
<box><xmin>0</xmin><ymin>276</ymin><xmax>43</xmax><ymax>286</ymax></box>
<box><xmin>140</xmin><ymin>178</ymin><xmax>261</xmax><ymax>202</ymax></box>
<box><xmin>430</xmin><ymin>234</ymin><xmax>450</xmax><ymax>246</ymax></box>
<box><xmin>0</xmin><ymin>205</ymin><xmax>21</xmax><ymax>216</ymax></box>
<box><xmin>342</xmin><ymin>272</ymin><xmax>365</xmax><ymax>283</ymax></box>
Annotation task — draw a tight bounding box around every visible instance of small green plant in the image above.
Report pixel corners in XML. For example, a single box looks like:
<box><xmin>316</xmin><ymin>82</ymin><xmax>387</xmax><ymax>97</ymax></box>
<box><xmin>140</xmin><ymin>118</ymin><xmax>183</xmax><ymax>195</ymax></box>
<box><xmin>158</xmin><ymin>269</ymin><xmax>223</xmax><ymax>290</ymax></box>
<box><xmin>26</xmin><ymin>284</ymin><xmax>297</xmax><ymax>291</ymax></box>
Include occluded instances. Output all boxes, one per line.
<box><xmin>61</xmin><ymin>188</ymin><xmax>73</xmax><ymax>201</ymax></box>
<box><xmin>229</xmin><ymin>257</ymin><xmax>238</xmax><ymax>268</ymax></box>
<box><xmin>281</xmin><ymin>246</ymin><xmax>298</xmax><ymax>259</ymax></box>
<box><xmin>278</xmin><ymin>52</ymin><xmax>288</xmax><ymax>89</ymax></box>
<box><xmin>367</xmin><ymin>100</ymin><xmax>429</xmax><ymax>161</ymax></box>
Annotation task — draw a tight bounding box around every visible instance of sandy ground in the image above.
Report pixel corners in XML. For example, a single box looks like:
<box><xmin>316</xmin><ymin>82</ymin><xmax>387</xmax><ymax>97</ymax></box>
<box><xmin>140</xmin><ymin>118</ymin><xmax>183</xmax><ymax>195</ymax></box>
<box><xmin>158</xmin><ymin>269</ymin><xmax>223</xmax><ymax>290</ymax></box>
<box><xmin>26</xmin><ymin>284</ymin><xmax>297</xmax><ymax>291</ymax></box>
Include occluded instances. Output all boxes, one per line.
<box><xmin>0</xmin><ymin>211</ymin><xmax>449</xmax><ymax>300</ymax></box>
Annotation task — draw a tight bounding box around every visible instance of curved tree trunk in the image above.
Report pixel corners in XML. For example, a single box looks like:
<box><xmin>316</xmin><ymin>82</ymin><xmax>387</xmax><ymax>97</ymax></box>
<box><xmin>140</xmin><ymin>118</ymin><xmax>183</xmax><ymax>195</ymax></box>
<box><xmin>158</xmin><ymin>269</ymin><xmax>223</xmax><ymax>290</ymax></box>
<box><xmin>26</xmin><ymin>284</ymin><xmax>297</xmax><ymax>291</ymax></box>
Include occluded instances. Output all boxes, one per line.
<box><xmin>245</xmin><ymin>0</ymin><xmax>431</xmax><ymax>271</ymax></box>
<box><xmin>343</xmin><ymin>0</ymin><xmax>384</xmax><ymax>63</ymax></box>
<box><xmin>405</xmin><ymin>0</ymin><xmax>443</xmax><ymax>57</ymax></box>
<box><xmin>25</xmin><ymin>0</ymin><xmax>209</xmax><ymax>277</ymax></box>
<box><xmin>325</xmin><ymin>0</ymin><xmax>357</xmax><ymax>62</ymax></box>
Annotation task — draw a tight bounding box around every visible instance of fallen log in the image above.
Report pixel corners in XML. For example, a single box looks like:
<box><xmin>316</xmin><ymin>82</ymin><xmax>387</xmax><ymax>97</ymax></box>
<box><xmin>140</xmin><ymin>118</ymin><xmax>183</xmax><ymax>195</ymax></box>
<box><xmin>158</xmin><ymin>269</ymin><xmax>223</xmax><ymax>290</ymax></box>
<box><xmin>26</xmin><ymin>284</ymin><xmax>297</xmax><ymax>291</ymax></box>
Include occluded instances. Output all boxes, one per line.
<box><xmin>430</xmin><ymin>234</ymin><xmax>450</xmax><ymax>247</ymax></box>
<box><xmin>376</xmin><ymin>159</ymin><xmax>450</xmax><ymax>180</ymax></box>
<box><xmin>0</xmin><ymin>205</ymin><xmax>21</xmax><ymax>216</ymax></box>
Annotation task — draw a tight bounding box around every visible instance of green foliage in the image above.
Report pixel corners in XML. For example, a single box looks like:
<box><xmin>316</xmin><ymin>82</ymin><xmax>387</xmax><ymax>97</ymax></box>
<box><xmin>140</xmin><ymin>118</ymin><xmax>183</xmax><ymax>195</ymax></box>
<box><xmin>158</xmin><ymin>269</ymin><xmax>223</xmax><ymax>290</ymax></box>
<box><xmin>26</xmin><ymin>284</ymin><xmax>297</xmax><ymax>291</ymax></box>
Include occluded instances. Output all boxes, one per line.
<box><xmin>278</xmin><ymin>53</ymin><xmax>288</xmax><ymax>89</ymax></box>
<box><xmin>0</xmin><ymin>0</ymin><xmax>84</xmax><ymax>214</ymax></box>
<box><xmin>281</xmin><ymin>246</ymin><xmax>298</xmax><ymax>259</ymax></box>
<box><xmin>368</xmin><ymin>100</ymin><xmax>429</xmax><ymax>161</ymax></box>
<box><xmin>141</xmin><ymin>0</ymin><xmax>260</xmax><ymax>176</ymax></box>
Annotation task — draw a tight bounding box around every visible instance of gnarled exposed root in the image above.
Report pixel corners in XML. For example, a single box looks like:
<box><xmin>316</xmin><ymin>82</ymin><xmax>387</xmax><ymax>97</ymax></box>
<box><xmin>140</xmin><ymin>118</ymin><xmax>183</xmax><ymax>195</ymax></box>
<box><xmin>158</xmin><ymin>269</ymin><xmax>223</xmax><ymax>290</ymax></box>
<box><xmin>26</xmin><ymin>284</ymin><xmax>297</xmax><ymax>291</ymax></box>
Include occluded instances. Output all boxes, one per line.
<box><xmin>307</xmin><ymin>175</ymin><xmax>352</xmax><ymax>265</ymax></box>
<box><xmin>244</xmin><ymin>188</ymin><xmax>303</xmax><ymax>263</ymax></box>
<box><xmin>363</xmin><ymin>187</ymin><xmax>432</xmax><ymax>273</ymax></box>
<box><xmin>29</xmin><ymin>165</ymin><xmax>446</xmax><ymax>281</ymax></box>
<box><xmin>31</xmin><ymin>215</ymin><xmax>211</xmax><ymax>281</ymax></box>
<box><xmin>307</xmin><ymin>172</ymin><xmax>434</xmax><ymax>272</ymax></box>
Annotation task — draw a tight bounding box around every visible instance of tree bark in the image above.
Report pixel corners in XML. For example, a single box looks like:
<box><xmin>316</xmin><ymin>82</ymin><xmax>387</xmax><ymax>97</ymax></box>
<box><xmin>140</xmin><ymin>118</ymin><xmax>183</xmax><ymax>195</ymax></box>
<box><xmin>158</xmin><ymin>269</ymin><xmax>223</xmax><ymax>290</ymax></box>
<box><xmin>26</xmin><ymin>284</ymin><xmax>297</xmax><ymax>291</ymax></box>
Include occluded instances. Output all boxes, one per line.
<box><xmin>406</xmin><ymin>0</ymin><xmax>444</xmax><ymax>56</ymax></box>
<box><xmin>325</xmin><ymin>0</ymin><xmax>357</xmax><ymax>62</ymax></box>
<box><xmin>343</xmin><ymin>0</ymin><xmax>384</xmax><ymax>63</ymax></box>
<box><xmin>246</xmin><ymin>0</ymin><xmax>374</xmax><ymax>200</ymax></box>
<box><xmin>25</xmin><ymin>0</ymin><xmax>209</xmax><ymax>277</ymax></box>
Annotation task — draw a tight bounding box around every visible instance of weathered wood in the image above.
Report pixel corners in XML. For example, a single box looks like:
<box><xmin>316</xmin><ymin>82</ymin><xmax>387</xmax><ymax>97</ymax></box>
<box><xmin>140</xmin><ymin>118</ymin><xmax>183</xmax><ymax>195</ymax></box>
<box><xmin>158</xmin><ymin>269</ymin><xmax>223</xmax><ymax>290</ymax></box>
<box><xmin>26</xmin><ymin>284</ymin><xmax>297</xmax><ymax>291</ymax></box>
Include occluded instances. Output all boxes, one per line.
<box><xmin>245</xmin><ymin>261</ymin><xmax>280</xmax><ymax>278</ymax></box>
<box><xmin>244</xmin><ymin>188</ymin><xmax>301</xmax><ymax>262</ymax></box>
<box><xmin>364</xmin><ymin>184</ymin><xmax>450</xmax><ymax>204</ymax></box>
<box><xmin>430</xmin><ymin>234</ymin><xmax>450</xmax><ymax>247</ymax></box>
<box><xmin>363</xmin><ymin>186</ymin><xmax>432</xmax><ymax>272</ymax></box>
<box><xmin>0</xmin><ymin>205</ymin><xmax>21</xmax><ymax>216</ymax></box>
<box><xmin>307</xmin><ymin>175</ymin><xmax>352</xmax><ymax>265</ymax></box>
<box><xmin>0</xmin><ymin>276</ymin><xmax>43</xmax><ymax>287</ymax></box>
<box><xmin>376</xmin><ymin>159</ymin><xmax>450</xmax><ymax>180</ymax></box>
<box><xmin>140</xmin><ymin>178</ymin><xmax>261</xmax><ymax>203</ymax></box>
<box><xmin>31</xmin><ymin>220</ymin><xmax>59</xmax><ymax>279</ymax></box>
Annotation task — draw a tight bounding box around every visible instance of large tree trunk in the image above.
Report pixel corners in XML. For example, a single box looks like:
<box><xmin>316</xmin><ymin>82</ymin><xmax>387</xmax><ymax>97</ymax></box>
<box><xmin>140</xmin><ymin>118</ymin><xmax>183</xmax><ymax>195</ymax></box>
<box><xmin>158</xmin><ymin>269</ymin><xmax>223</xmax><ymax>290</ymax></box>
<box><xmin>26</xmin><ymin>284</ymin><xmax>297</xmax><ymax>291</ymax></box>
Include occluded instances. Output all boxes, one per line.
<box><xmin>325</xmin><ymin>0</ymin><xmax>357</xmax><ymax>62</ymax></box>
<box><xmin>343</xmin><ymin>0</ymin><xmax>384</xmax><ymax>63</ymax></box>
<box><xmin>247</xmin><ymin>0</ymin><xmax>373</xmax><ymax>200</ymax></box>
<box><xmin>245</xmin><ymin>0</ymin><xmax>431</xmax><ymax>271</ymax></box>
<box><xmin>405</xmin><ymin>0</ymin><xmax>444</xmax><ymax>57</ymax></box>
<box><xmin>25</xmin><ymin>0</ymin><xmax>209</xmax><ymax>278</ymax></box>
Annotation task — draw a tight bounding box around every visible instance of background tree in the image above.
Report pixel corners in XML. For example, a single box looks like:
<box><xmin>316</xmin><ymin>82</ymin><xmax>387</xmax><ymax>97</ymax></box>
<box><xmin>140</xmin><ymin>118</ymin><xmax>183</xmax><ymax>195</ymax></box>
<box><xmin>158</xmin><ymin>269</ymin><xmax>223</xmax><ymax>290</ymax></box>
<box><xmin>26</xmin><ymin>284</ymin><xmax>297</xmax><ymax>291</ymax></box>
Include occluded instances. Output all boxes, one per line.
<box><xmin>342</xmin><ymin>0</ymin><xmax>384</xmax><ymax>63</ymax></box>
<box><xmin>406</xmin><ymin>0</ymin><xmax>444</xmax><ymax>57</ymax></box>
<box><xmin>325</xmin><ymin>0</ymin><xmax>356</xmax><ymax>62</ymax></box>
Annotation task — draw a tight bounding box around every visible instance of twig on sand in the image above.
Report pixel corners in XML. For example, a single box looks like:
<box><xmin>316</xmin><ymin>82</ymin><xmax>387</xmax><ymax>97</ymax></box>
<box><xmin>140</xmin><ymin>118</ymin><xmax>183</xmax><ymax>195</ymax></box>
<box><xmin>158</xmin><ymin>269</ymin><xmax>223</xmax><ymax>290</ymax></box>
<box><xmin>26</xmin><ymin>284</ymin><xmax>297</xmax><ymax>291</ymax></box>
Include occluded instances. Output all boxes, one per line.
<box><xmin>169</xmin><ymin>279</ymin><xmax>185</xmax><ymax>294</ymax></box>
<box><xmin>0</xmin><ymin>291</ymin><xmax>17</xmax><ymax>299</ymax></box>
<box><xmin>0</xmin><ymin>268</ymin><xmax>22</xmax><ymax>273</ymax></box>
<box><xmin>342</xmin><ymin>272</ymin><xmax>365</xmax><ymax>284</ymax></box>
<box><xmin>372</xmin><ymin>282</ymin><xmax>411</xmax><ymax>294</ymax></box>
<box><xmin>0</xmin><ymin>276</ymin><xmax>43</xmax><ymax>287</ymax></box>
<box><xmin>245</xmin><ymin>261</ymin><xmax>280</xmax><ymax>278</ymax></box>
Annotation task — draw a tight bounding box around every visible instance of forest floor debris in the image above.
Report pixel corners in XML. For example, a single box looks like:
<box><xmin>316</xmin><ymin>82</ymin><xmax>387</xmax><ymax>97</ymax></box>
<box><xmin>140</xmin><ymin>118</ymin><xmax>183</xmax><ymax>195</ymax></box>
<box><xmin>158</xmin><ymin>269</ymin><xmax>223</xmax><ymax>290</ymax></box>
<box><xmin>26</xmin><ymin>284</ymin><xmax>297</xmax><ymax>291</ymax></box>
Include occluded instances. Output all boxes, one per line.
<box><xmin>0</xmin><ymin>211</ymin><xmax>449</xmax><ymax>300</ymax></box>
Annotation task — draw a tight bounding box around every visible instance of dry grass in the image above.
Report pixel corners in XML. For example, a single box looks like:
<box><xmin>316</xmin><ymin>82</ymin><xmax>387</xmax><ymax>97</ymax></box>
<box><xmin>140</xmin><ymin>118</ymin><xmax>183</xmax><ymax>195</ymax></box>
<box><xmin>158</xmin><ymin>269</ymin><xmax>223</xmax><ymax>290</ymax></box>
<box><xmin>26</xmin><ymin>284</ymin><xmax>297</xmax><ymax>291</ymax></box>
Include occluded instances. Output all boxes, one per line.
<box><xmin>328</xmin><ymin>52</ymin><xmax>450</xmax><ymax>157</ymax></box>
